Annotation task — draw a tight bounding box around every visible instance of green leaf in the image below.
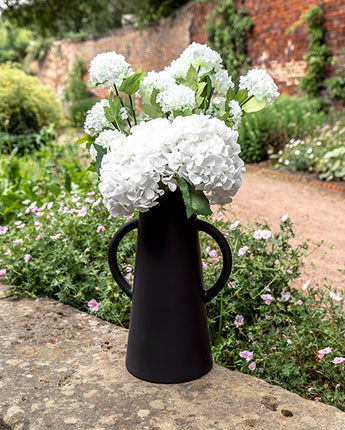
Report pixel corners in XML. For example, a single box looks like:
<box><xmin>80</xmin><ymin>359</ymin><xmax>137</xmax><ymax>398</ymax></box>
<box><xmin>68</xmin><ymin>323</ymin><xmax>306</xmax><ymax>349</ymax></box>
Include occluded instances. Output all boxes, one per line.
<box><xmin>186</xmin><ymin>65</ymin><xmax>199</xmax><ymax>91</ymax></box>
<box><xmin>235</xmin><ymin>89</ymin><xmax>248</xmax><ymax>105</ymax></box>
<box><xmin>94</xmin><ymin>144</ymin><xmax>108</xmax><ymax>174</ymax></box>
<box><xmin>75</xmin><ymin>134</ymin><xmax>91</xmax><ymax>145</ymax></box>
<box><xmin>177</xmin><ymin>177</ymin><xmax>212</xmax><ymax>218</ymax></box>
<box><xmin>119</xmin><ymin>69</ymin><xmax>145</xmax><ymax>95</ymax></box>
<box><xmin>140</xmin><ymin>103</ymin><xmax>164</xmax><ymax>119</ymax></box>
<box><xmin>242</xmin><ymin>96</ymin><xmax>267</xmax><ymax>113</ymax></box>
<box><xmin>196</xmin><ymin>82</ymin><xmax>207</xmax><ymax>107</ymax></box>
<box><xmin>225</xmin><ymin>87</ymin><xmax>236</xmax><ymax>108</ymax></box>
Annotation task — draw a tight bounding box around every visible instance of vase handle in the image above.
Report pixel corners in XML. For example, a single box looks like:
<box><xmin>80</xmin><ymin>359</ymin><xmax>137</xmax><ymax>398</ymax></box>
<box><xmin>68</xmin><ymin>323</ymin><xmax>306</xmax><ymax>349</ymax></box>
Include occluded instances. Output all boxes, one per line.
<box><xmin>108</xmin><ymin>218</ymin><xmax>138</xmax><ymax>299</ymax></box>
<box><xmin>196</xmin><ymin>219</ymin><xmax>232</xmax><ymax>303</ymax></box>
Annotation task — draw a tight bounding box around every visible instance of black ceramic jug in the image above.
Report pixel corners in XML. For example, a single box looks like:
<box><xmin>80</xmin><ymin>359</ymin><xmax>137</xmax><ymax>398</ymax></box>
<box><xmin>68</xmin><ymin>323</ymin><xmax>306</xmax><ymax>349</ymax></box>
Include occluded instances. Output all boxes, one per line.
<box><xmin>108</xmin><ymin>189</ymin><xmax>232</xmax><ymax>383</ymax></box>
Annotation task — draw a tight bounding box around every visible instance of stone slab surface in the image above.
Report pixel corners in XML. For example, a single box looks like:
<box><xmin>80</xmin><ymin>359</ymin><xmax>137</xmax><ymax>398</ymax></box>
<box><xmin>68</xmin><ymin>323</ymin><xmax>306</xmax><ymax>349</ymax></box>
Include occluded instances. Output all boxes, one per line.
<box><xmin>1</xmin><ymin>286</ymin><xmax>345</xmax><ymax>430</ymax></box>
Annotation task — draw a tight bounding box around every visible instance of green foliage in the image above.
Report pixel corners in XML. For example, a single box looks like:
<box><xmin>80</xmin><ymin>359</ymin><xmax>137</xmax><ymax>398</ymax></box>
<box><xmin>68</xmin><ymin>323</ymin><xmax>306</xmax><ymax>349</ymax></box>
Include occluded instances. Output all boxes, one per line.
<box><xmin>325</xmin><ymin>53</ymin><xmax>345</xmax><ymax>103</ymax></box>
<box><xmin>0</xmin><ymin>63</ymin><xmax>63</xmax><ymax>135</ymax></box>
<box><xmin>69</xmin><ymin>98</ymin><xmax>97</xmax><ymax>128</ymax></box>
<box><xmin>1</xmin><ymin>175</ymin><xmax>344</xmax><ymax>409</ymax></box>
<box><xmin>64</xmin><ymin>56</ymin><xmax>92</xmax><ymax>102</ymax></box>
<box><xmin>178</xmin><ymin>177</ymin><xmax>212</xmax><ymax>218</ymax></box>
<box><xmin>271</xmin><ymin>120</ymin><xmax>345</xmax><ymax>182</ymax></box>
<box><xmin>0</xmin><ymin>19</ymin><xmax>33</xmax><ymax>63</ymax></box>
<box><xmin>130</xmin><ymin>0</ymin><xmax>190</xmax><ymax>25</ymax></box>
<box><xmin>0</xmin><ymin>140</ymin><xmax>94</xmax><ymax>224</ymax></box>
<box><xmin>203</xmin><ymin>0</ymin><xmax>254</xmax><ymax>85</ymax></box>
<box><xmin>317</xmin><ymin>146</ymin><xmax>345</xmax><ymax>181</ymax></box>
<box><xmin>288</xmin><ymin>6</ymin><xmax>331</xmax><ymax>100</ymax></box>
<box><xmin>237</xmin><ymin>95</ymin><xmax>326</xmax><ymax>163</ymax></box>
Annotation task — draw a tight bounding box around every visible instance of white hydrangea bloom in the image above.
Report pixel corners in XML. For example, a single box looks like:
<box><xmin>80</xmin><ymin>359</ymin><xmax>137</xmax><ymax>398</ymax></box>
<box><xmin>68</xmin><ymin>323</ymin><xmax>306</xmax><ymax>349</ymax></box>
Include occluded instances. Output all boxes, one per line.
<box><xmin>156</xmin><ymin>84</ymin><xmax>196</xmax><ymax>114</ymax></box>
<box><xmin>167</xmin><ymin>42</ymin><xmax>223</xmax><ymax>78</ymax></box>
<box><xmin>139</xmin><ymin>70</ymin><xmax>175</xmax><ymax>102</ymax></box>
<box><xmin>94</xmin><ymin>129</ymin><xmax>126</xmax><ymax>153</ymax></box>
<box><xmin>89</xmin><ymin>51</ymin><xmax>132</xmax><ymax>88</ymax></box>
<box><xmin>98</xmin><ymin>114</ymin><xmax>244</xmax><ymax>217</ymax></box>
<box><xmin>239</xmin><ymin>68</ymin><xmax>279</xmax><ymax>106</ymax></box>
<box><xmin>84</xmin><ymin>99</ymin><xmax>111</xmax><ymax>136</ymax></box>
<box><xmin>89</xmin><ymin>144</ymin><xmax>98</xmax><ymax>161</ymax></box>
<box><xmin>228</xmin><ymin>100</ymin><xmax>242</xmax><ymax>130</ymax></box>
<box><xmin>211</xmin><ymin>69</ymin><xmax>234</xmax><ymax>96</ymax></box>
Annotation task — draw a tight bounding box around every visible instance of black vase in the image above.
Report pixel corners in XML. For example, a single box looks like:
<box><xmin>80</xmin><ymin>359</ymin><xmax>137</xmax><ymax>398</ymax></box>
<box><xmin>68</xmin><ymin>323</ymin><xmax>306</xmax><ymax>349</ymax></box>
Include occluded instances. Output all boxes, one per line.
<box><xmin>108</xmin><ymin>189</ymin><xmax>232</xmax><ymax>383</ymax></box>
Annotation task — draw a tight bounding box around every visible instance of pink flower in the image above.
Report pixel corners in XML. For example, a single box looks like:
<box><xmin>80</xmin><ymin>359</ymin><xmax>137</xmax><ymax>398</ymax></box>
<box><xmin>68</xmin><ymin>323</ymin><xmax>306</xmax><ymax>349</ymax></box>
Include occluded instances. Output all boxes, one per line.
<box><xmin>281</xmin><ymin>213</ymin><xmax>289</xmax><ymax>222</ymax></box>
<box><xmin>286</xmin><ymin>339</ymin><xmax>292</xmax><ymax>345</ymax></box>
<box><xmin>248</xmin><ymin>362</ymin><xmax>256</xmax><ymax>371</ymax></box>
<box><xmin>297</xmin><ymin>300</ymin><xmax>303</xmax><ymax>305</ymax></box>
<box><xmin>330</xmin><ymin>291</ymin><xmax>342</xmax><ymax>302</ymax></box>
<box><xmin>84</xmin><ymin>197</ymin><xmax>94</xmax><ymax>204</ymax></box>
<box><xmin>261</xmin><ymin>294</ymin><xmax>273</xmax><ymax>305</ymax></box>
<box><xmin>230</xmin><ymin>220</ymin><xmax>240</xmax><ymax>230</ymax></box>
<box><xmin>16</xmin><ymin>223</ymin><xmax>25</xmax><ymax>229</ymax></box>
<box><xmin>302</xmin><ymin>280</ymin><xmax>311</xmax><ymax>290</ymax></box>
<box><xmin>253</xmin><ymin>229</ymin><xmax>271</xmax><ymax>240</ymax></box>
<box><xmin>0</xmin><ymin>268</ymin><xmax>6</xmax><ymax>276</ymax></box>
<box><xmin>281</xmin><ymin>289</ymin><xmax>291</xmax><ymax>301</ymax></box>
<box><xmin>234</xmin><ymin>315</ymin><xmax>244</xmax><ymax>328</ymax></box>
<box><xmin>47</xmin><ymin>201</ymin><xmax>54</xmax><ymax>210</ymax></box>
<box><xmin>0</xmin><ymin>226</ymin><xmax>8</xmax><ymax>235</ymax></box>
<box><xmin>97</xmin><ymin>226</ymin><xmax>105</xmax><ymax>233</ymax></box>
<box><xmin>36</xmin><ymin>212</ymin><xmax>44</xmax><ymax>218</ymax></box>
<box><xmin>72</xmin><ymin>196</ymin><xmax>80</xmax><ymax>203</ymax></box>
<box><xmin>318</xmin><ymin>347</ymin><xmax>332</xmax><ymax>359</ymax></box>
<box><xmin>332</xmin><ymin>357</ymin><xmax>345</xmax><ymax>364</ymax></box>
<box><xmin>24</xmin><ymin>254</ymin><xmax>31</xmax><ymax>263</ymax></box>
<box><xmin>228</xmin><ymin>282</ymin><xmax>235</xmax><ymax>288</ymax></box>
<box><xmin>22</xmin><ymin>199</ymin><xmax>31</xmax><ymax>205</ymax></box>
<box><xmin>50</xmin><ymin>232</ymin><xmax>62</xmax><ymax>240</ymax></box>
<box><xmin>77</xmin><ymin>206</ymin><xmax>87</xmax><ymax>217</ymax></box>
<box><xmin>93</xmin><ymin>197</ymin><xmax>102</xmax><ymax>207</ymax></box>
<box><xmin>217</xmin><ymin>213</ymin><xmax>224</xmax><ymax>222</ymax></box>
<box><xmin>88</xmin><ymin>299</ymin><xmax>99</xmax><ymax>312</ymax></box>
<box><xmin>13</xmin><ymin>239</ymin><xmax>23</xmax><ymax>245</ymax></box>
<box><xmin>239</xmin><ymin>350</ymin><xmax>253</xmax><ymax>362</ymax></box>
<box><xmin>35</xmin><ymin>234</ymin><xmax>42</xmax><ymax>241</ymax></box>
<box><xmin>253</xmin><ymin>230</ymin><xmax>262</xmax><ymax>240</ymax></box>
<box><xmin>202</xmin><ymin>261</ymin><xmax>207</xmax><ymax>269</ymax></box>
<box><xmin>238</xmin><ymin>246</ymin><xmax>249</xmax><ymax>256</ymax></box>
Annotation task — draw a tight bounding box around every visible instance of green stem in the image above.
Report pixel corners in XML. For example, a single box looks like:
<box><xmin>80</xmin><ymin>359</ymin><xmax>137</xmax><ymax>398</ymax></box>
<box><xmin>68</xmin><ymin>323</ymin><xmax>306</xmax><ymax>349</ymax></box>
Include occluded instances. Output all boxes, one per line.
<box><xmin>205</xmin><ymin>87</ymin><xmax>215</xmax><ymax>113</ymax></box>
<box><xmin>240</xmin><ymin>94</ymin><xmax>254</xmax><ymax>107</ymax></box>
<box><xmin>129</xmin><ymin>94</ymin><xmax>137</xmax><ymax>125</ymax></box>
<box><xmin>113</xmin><ymin>84</ymin><xmax>132</xmax><ymax>129</ymax></box>
<box><xmin>218</xmin><ymin>289</ymin><xmax>224</xmax><ymax>341</ymax></box>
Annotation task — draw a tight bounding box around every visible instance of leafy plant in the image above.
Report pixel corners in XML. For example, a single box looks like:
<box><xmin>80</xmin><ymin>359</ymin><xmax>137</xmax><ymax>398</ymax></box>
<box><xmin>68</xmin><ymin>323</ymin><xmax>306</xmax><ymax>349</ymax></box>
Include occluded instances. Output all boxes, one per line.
<box><xmin>287</xmin><ymin>6</ymin><xmax>331</xmax><ymax>102</ymax></box>
<box><xmin>69</xmin><ymin>98</ymin><xmax>97</xmax><ymax>128</ymax></box>
<box><xmin>326</xmin><ymin>52</ymin><xmax>345</xmax><ymax>103</ymax></box>
<box><xmin>203</xmin><ymin>0</ymin><xmax>254</xmax><ymax>85</ymax></box>
<box><xmin>317</xmin><ymin>146</ymin><xmax>345</xmax><ymax>181</ymax></box>
<box><xmin>0</xmin><ymin>62</ymin><xmax>63</xmax><ymax>136</ymax></box>
<box><xmin>237</xmin><ymin>95</ymin><xmax>326</xmax><ymax>163</ymax></box>
<box><xmin>1</xmin><ymin>189</ymin><xmax>344</xmax><ymax>410</ymax></box>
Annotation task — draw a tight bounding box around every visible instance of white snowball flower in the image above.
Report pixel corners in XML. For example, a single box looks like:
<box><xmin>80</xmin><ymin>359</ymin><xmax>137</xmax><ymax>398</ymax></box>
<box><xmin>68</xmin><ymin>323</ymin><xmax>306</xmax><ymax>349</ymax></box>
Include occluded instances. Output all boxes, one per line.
<box><xmin>167</xmin><ymin>42</ymin><xmax>223</xmax><ymax>78</ymax></box>
<box><xmin>94</xmin><ymin>129</ymin><xmax>126</xmax><ymax>153</ymax></box>
<box><xmin>89</xmin><ymin>51</ymin><xmax>132</xmax><ymax>88</ymax></box>
<box><xmin>139</xmin><ymin>69</ymin><xmax>175</xmax><ymax>103</ymax></box>
<box><xmin>239</xmin><ymin>68</ymin><xmax>279</xmax><ymax>106</ymax></box>
<box><xmin>211</xmin><ymin>69</ymin><xmax>234</xmax><ymax>96</ymax></box>
<box><xmin>89</xmin><ymin>144</ymin><xmax>98</xmax><ymax>161</ymax></box>
<box><xmin>156</xmin><ymin>84</ymin><xmax>196</xmax><ymax>114</ymax></box>
<box><xmin>84</xmin><ymin>99</ymin><xmax>111</xmax><ymax>136</ymax></box>
<box><xmin>98</xmin><ymin>114</ymin><xmax>244</xmax><ymax>217</ymax></box>
<box><xmin>228</xmin><ymin>100</ymin><xmax>242</xmax><ymax>130</ymax></box>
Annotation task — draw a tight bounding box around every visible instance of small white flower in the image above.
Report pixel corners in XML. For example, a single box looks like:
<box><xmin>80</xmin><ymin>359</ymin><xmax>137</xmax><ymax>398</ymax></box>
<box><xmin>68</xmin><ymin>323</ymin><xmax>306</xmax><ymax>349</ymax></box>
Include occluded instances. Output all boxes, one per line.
<box><xmin>239</xmin><ymin>68</ymin><xmax>279</xmax><ymax>106</ymax></box>
<box><xmin>228</xmin><ymin>100</ymin><xmax>242</xmax><ymax>130</ymax></box>
<box><xmin>89</xmin><ymin>51</ymin><xmax>132</xmax><ymax>88</ymax></box>
<box><xmin>84</xmin><ymin>99</ymin><xmax>111</xmax><ymax>136</ymax></box>
<box><xmin>156</xmin><ymin>84</ymin><xmax>196</xmax><ymax>114</ymax></box>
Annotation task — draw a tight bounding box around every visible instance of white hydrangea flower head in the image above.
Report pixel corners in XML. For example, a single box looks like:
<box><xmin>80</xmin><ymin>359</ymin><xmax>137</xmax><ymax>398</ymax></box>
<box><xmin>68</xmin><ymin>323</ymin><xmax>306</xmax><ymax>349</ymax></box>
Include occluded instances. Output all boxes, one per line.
<box><xmin>139</xmin><ymin>69</ymin><xmax>175</xmax><ymax>102</ymax></box>
<box><xmin>167</xmin><ymin>42</ymin><xmax>223</xmax><ymax>78</ymax></box>
<box><xmin>84</xmin><ymin>99</ymin><xmax>111</xmax><ymax>136</ymax></box>
<box><xmin>89</xmin><ymin>51</ymin><xmax>132</xmax><ymax>88</ymax></box>
<box><xmin>228</xmin><ymin>100</ymin><xmax>242</xmax><ymax>130</ymax></box>
<box><xmin>211</xmin><ymin>69</ymin><xmax>234</xmax><ymax>96</ymax></box>
<box><xmin>239</xmin><ymin>68</ymin><xmax>279</xmax><ymax>106</ymax></box>
<box><xmin>98</xmin><ymin>114</ymin><xmax>244</xmax><ymax>217</ymax></box>
<box><xmin>94</xmin><ymin>129</ymin><xmax>126</xmax><ymax>153</ymax></box>
<box><xmin>156</xmin><ymin>84</ymin><xmax>196</xmax><ymax>114</ymax></box>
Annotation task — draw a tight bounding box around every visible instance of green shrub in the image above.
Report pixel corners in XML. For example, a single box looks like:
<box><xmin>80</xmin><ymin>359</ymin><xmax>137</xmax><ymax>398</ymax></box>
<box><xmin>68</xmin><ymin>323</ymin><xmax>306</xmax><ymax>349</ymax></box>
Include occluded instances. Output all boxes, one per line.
<box><xmin>64</xmin><ymin>56</ymin><xmax>91</xmax><ymax>102</ymax></box>
<box><xmin>1</xmin><ymin>193</ymin><xmax>344</xmax><ymax>410</ymax></box>
<box><xmin>69</xmin><ymin>97</ymin><xmax>97</xmax><ymax>127</ymax></box>
<box><xmin>238</xmin><ymin>95</ymin><xmax>326</xmax><ymax>163</ymax></box>
<box><xmin>0</xmin><ymin>62</ymin><xmax>63</xmax><ymax>135</ymax></box>
<box><xmin>0</xmin><ymin>141</ymin><xmax>94</xmax><ymax>224</ymax></box>
<box><xmin>271</xmin><ymin>120</ymin><xmax>345</xmax><ymax>181</ymax></box>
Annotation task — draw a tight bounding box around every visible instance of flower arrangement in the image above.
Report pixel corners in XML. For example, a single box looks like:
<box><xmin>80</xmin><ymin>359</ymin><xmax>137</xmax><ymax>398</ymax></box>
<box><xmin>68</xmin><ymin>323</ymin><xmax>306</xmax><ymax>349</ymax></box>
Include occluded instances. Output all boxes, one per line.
<box><xmin>79</xmin><ymin>43</ymin><xmax>279</xmax><ymax>217</ymax></box>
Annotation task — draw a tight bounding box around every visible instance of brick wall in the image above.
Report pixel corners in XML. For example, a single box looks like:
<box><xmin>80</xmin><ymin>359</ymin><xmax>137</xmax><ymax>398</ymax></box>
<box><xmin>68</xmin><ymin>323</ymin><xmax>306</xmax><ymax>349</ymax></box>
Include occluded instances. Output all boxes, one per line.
<box><xmin>33</xmin><ymin>0</ymin><xmax>345</xmax><ymax>97</ymax></box>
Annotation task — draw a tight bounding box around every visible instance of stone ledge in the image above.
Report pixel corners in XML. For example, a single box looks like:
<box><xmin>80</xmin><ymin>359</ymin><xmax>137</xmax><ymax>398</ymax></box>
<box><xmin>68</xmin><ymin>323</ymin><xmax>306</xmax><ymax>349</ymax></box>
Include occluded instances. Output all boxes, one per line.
<box><xmin>1</xmin><ymin>287</ymin><xmax>344</xmax><ymax>430</ymax></box>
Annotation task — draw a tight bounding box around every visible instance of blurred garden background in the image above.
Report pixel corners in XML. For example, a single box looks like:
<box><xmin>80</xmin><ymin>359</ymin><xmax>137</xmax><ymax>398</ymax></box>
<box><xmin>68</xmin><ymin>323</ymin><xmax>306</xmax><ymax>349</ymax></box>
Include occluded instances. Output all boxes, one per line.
<box><xmin>0</xmin><ymin>0</ymin><xmax>345</xmax><ymax>411</ymax></box>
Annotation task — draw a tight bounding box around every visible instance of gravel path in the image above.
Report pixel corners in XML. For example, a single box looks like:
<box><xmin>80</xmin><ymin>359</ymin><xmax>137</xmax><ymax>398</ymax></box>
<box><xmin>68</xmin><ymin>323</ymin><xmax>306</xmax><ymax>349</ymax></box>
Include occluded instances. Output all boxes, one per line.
<box><xmin>219</xmin><ymin>167</ymin><xmax>345</xmax><ymax>291</ymax></box>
